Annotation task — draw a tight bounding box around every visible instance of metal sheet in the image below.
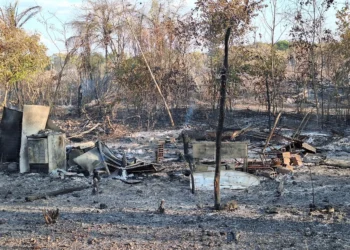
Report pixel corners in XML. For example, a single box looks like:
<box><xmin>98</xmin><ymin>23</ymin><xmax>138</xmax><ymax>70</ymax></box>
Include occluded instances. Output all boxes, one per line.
<box><xmin>191</xmin><ymin>170</ymin><xmax>260</xmax><ymax>190</ymax></box>
<box><xmin>0</xmin><ymin>107</ymin><xmax>23</xmax><ymax>162</ymax></box>
<box><xmin>193</xmin><ymin>142</ymin><xmax>248</xmax><ymax>159</ymax></box>
<box><xmin>73</xmin><ymin>147</ymin><xmax>104</xmax><ymax>173</ymax></box>
<box><xmin>19</xmin><ymin>105</ymin><xmax>50</xmax><ymax>173</ymax></box>
<box><xmin>27</xmin><ymin>138</ymin><xmax>48</xmax><ymax>163</ymax></box>
<box><xmin>48</xmin><ymin>133</ymin><xmax>66</xmax><ymax>171</ymax></box>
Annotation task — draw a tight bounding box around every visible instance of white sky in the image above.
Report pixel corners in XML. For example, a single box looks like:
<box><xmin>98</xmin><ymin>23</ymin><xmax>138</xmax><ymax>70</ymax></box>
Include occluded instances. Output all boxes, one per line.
<box><xmin>0</xmin><ymin>0</ymin><xmax>344</xmax><ymax>55</ymax></box>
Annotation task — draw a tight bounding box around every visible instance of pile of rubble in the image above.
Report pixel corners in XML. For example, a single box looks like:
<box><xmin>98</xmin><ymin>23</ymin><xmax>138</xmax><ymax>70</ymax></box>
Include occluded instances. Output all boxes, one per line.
<box><xmin>66</xmin><ymin>140</ymin><xmax>164</xmax><ymax>180</ymax></box>
<box><xmin>0</xmin><ymin>105</ymin><xmax>164</xmax><ymax>182</ymax></box>
<box><xmin>182</xmin><ymin>112</ymin><xmax>319</xmax><ymax>191</ymax></box>
<box><xmin>0</xmin><ymin>106</ymin><xmax>325</xmax><ymax>194</ymax></box>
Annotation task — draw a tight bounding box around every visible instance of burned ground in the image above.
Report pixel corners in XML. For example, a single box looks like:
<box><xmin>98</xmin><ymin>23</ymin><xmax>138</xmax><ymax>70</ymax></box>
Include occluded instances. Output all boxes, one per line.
<box><xmin>1</xmin><ymin>165</ymin><xmax>350</xmax><ymax>249</ymax></box>
<box><xmin>1</xmin><ymin>108</ymin><xmax>350</xmax><ymax>249</ymax></box>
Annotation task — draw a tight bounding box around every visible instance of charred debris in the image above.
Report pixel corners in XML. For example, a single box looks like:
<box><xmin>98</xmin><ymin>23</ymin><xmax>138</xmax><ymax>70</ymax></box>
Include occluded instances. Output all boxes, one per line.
<box><xmin>0</xmin><ymin>106</ymin><xmax>326</xmax><ymax>199</ymax></box>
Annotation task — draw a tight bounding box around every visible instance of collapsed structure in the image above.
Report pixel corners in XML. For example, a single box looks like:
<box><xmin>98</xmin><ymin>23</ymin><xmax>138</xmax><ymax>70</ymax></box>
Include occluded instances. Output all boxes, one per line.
<box><xmin>0</xmin><ymin>105</ymin><xmax>164</xmax><ymax>180</ymax></box>
<box><xmin>0</xmin><ymin>106</ymin><xmax>317</xmax><ymax>193</ymax></box>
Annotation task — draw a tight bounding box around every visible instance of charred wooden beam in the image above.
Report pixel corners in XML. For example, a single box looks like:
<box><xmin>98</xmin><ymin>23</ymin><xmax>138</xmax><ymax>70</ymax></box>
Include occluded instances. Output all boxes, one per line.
<box><xmin>25</xmin><ymin>185</ymin><xmax>90</xmax><ymax>202</ymax></box>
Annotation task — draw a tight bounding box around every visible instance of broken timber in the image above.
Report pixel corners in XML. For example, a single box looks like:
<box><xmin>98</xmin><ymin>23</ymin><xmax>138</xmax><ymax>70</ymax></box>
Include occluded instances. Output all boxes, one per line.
<box><xmin>292</xmin><ymin>112</ymin><xmax>311</xmax><ymax>139</ymax></box>
<box><xmin>67</xmin><ymin>123</ymin><xmax>101</xmax><ymax>140</ymax></box>
<box><xmin>25</xmin><ymin>185</ymin><xmax>90</xmax><ymax>202</ymax></box>
<box><xmin>263</xmin><ymin>112</ymin><xmax>282</xmax><ymax>153</ymax></box>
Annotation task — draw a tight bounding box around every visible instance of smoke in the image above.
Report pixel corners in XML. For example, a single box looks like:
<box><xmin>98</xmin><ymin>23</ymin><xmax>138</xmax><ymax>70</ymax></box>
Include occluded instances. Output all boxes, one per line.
<box><xmin>184</xmin><ymin>102</ymin><xmax>196</xmax><ymax>127</ymax></box>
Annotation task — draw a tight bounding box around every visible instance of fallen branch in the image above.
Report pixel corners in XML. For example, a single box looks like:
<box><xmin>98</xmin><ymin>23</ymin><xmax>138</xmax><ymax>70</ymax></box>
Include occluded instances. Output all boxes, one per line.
<box><xmin>67</xmin><ymin>123</ymin><xmax>101</xmax><ymax>139</ymax></box>
<box><xmin>323</xmin><ymin>159</ymin><xmax>350</xmax><ymax>168</ymax></box>
<box><xmin>106</xmin><ymin>116</ymin><xmax>116</xmax><ymax>132</ymax></box>
<box><xmin>25</xmin><ymin>185</ymin><xmax>89</xmax><ymax>202</ymax></box>
<box><xmin>263</xmin><ymin>112</ymin><xmax>282</xmax><ymax>153</ymax></box>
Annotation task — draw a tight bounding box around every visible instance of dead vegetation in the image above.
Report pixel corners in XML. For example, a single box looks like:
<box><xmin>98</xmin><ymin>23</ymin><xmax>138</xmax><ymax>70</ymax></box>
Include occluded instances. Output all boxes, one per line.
<box><xmin>42</xmin><ymin>208</ymin><xmax>59</xmax><ymax>225</ymax></box>
<box><xmin>0</xmin><ymin>107</ymin><xmax>350</xmax><ymax>249</ymax></box>
<box><xmin>1</xmin><ymin>0</ymin><xmax>350</xmax><ymax>248</ymax></box>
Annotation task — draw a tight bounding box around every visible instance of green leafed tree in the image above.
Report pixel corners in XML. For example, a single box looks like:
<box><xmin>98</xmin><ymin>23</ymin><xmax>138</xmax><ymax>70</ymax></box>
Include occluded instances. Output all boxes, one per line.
<box><xmin>0</xmin><ymin>0</ymin><xmax>47</xmax><ymax>106</ymax></box>
<box><xmin>0</xmin><ymin>0</ymin><xmax>41</xmax><ymax>29</ymax></box>
<box><xmin>275</xmin><ymin>40</ymin><xmax>289</xmax><ymax>51</ymax></box>
<box><xmin>0</xmin><ymin>24</ymin><xmax>48</xmax><ymax>106</ymax></box>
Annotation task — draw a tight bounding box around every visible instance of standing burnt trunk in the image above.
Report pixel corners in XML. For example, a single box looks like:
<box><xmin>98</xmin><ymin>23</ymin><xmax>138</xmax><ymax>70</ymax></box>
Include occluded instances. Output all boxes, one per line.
<box><xmin>214</xmin><ymin>27</ymin><xmax>231</xmax><ymax>210</ymax></box>
<box><xmin>265</xmin><ymin>75</ymin><xmax>272</xmax><ymax>131</ymax></box>
<box><xmin>77</xmin><ymin>84</ymin><xmax>83</xmax><ymax>117</ymax></box>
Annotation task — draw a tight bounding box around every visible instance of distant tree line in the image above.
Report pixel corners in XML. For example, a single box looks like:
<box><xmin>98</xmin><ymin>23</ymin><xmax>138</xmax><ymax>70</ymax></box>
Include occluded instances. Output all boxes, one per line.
<box><xmin>1</xmin><ymin>0</ymin><xmax>350</xmax><ymax>127</ymax></box>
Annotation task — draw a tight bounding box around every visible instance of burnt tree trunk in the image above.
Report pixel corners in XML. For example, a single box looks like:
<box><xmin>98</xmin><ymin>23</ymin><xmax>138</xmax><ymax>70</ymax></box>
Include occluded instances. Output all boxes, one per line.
<box><xmin>214</xmin><ymin>27</ymin><xmax>231</xmax><ymax>210</ymax></box>
<box><xmin>78</xmin><ymin>84</ymin><xmax>83</xmax><ymax>117</ymax></box>
<box><xmin>265</xmin><ymin>76</ymin><xmax>272</xmax><ymax>131</ymax></box>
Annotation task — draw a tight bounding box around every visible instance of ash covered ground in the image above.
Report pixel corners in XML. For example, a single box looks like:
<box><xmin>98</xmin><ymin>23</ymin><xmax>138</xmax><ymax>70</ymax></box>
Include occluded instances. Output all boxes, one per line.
<box><xmin>1</xmin><ymin>109</ymin><xmax>350</xmax><ymax>249</ymax></box>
